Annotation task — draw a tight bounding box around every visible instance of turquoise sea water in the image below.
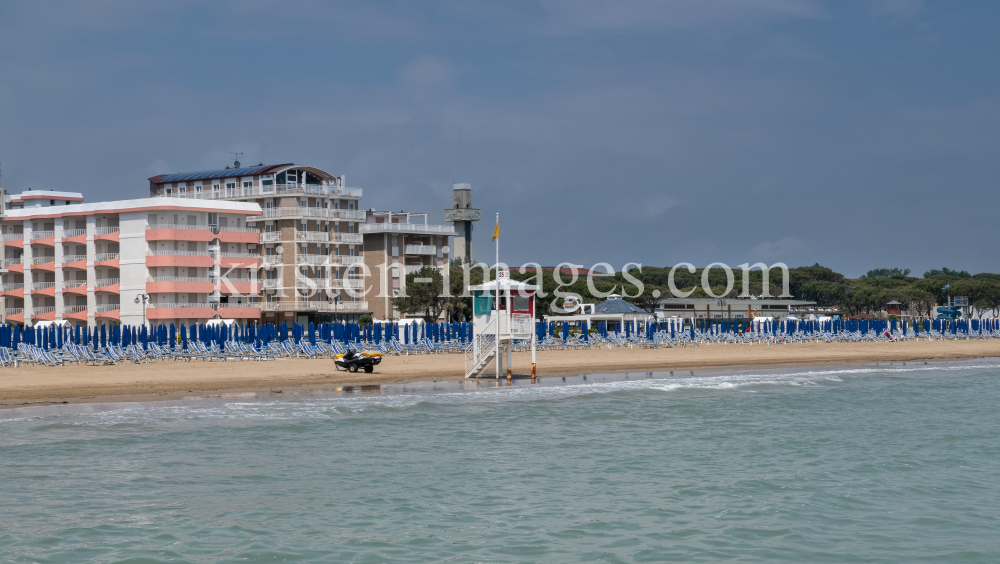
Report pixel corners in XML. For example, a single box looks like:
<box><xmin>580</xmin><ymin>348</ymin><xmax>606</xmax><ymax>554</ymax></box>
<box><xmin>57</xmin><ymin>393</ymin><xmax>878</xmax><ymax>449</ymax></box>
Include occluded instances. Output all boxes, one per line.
<box><xmin>1</xmin><ymin>362</ymin><xmax>999</xmax><ymax>563</ymax></box>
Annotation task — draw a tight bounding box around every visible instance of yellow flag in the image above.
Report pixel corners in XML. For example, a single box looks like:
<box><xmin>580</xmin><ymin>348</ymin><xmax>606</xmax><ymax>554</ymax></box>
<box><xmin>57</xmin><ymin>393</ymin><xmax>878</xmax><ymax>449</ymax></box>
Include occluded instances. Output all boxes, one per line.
<box><xmin>492</xmin><ymin>219</ymin><xmax>499</xmax><ymax>241</ymax></box>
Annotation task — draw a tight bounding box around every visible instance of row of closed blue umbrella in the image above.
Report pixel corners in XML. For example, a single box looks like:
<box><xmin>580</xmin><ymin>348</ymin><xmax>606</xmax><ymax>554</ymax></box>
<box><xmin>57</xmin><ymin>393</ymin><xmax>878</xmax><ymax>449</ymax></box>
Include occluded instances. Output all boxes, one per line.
<box><xmin>0</xmin><ymin>320</ymin><xmax>479</xmax><ymax>351</ymax></box>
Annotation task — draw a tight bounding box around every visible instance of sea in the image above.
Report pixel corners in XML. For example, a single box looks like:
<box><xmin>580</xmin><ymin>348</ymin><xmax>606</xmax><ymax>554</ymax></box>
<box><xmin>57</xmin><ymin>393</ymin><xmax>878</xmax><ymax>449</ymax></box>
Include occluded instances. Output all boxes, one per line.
<box><xmin>1</xmin><ymin>361</ymin><xmax>998</xmax><ymax>563</ymax></box>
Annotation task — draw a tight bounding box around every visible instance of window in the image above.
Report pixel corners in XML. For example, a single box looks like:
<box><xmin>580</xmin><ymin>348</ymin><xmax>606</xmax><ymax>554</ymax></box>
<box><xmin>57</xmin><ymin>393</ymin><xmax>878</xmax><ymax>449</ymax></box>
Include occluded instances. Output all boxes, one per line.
<box><xmin>50</xmin><ymin>200</ymin><xmax>55</xmax><ymax>205</ymax></box>
<box><xmin>300</xmin><ymin>245</ymin><xmax>307</xmax><ymax>254</ymax></box>
<box><xmin>179</xmin><ymin>186</ymin><xmax>186</xmax><ymax>197</ymax></box>
<box><xmin>195</xmin><ymin>186</ymin><xmax>203</xmax><ymax>199</ymax></box>
<box><xmin>299</xmin><ymin>199</ymin><xmax>306</xmax><ymax>208</ymax></box>
<box><xmin>348</xmin><ymin>224</ymin><xmax>354</xmax><ymax>234</ymax></box>
<box><xmin>242</xmin><ymin>181</ymin><xmax>252</xmax><ymax>196</ymax></box>
<box><xmin>213</xmin><ymin>184</ymin><xmax>220</xmax><ymax>198</ymax></box>
<box><xmin>226</xmin><ymin>182</ymin><xmax>236</xmax><ymax>198</ymax></box>
<box><xmin>165</xmin><ymin>188</ymin><xmax>172</xmax><ymax>196</ymax></box>
<box><xmin>474</xmin><ymin>291</ymin><xmax>493</xmax><ymax>315</ymax></box>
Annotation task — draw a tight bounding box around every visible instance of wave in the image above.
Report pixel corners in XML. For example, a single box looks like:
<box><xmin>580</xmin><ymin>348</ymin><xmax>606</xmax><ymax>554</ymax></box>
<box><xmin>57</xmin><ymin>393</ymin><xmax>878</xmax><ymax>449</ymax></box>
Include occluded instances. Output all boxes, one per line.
<box><xmin>3</xmin><ymin>360</ymin><xmax>995</xmax><ymax>434</ymax></box>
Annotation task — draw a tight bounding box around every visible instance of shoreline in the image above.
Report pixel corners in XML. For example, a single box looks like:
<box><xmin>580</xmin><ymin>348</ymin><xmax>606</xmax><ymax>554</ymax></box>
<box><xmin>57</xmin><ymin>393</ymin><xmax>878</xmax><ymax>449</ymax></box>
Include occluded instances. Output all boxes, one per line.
<box><xmin>1</xmin><ymin>339</ymin><xmax>998</xmax><ymax>410</ymax></box>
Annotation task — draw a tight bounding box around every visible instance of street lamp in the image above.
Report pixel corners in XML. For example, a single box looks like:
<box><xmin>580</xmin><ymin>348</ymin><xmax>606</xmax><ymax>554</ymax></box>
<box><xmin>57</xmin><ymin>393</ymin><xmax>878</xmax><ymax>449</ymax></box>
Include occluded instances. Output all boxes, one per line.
<box><xmin>134</xmin><ymin>293</ymin><xmax>150</xmax><ymax>326</ymax></box>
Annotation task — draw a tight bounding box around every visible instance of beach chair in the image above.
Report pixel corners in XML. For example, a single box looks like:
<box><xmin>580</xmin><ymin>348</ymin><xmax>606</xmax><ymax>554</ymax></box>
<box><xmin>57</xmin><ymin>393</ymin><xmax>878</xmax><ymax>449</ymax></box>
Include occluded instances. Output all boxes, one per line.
<box><xmin>80</xmin><ymin>345</ymin><xmax>116</xmax><ymax>366</ymax></box>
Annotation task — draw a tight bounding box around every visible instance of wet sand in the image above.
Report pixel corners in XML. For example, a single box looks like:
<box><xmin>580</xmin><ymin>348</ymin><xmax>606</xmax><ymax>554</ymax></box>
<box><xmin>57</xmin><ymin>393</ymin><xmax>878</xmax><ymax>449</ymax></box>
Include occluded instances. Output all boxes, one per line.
<box><xmin>1</xmin><ymin>339</ymin><xmax>998</xmax><ymax>408</ymax></box>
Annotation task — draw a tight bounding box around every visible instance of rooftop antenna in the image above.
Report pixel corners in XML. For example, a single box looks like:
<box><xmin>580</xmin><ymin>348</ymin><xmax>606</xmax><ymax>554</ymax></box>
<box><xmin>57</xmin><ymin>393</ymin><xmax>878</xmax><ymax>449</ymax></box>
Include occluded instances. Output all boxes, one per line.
<box><xmin>230</xmin><ymin>152</ymin><xmax>243</xmax><ymax>168</ymax></box>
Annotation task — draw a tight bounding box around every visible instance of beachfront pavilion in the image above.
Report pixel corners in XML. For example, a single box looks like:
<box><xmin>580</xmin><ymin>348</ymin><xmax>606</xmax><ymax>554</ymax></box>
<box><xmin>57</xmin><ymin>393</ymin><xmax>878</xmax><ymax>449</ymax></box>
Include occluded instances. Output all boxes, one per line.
<box><xmin>655</xmin><ymin>297</ymin><xmax>816</xmax><ymax>321</ymax></box>
<box><xmin>544</xmin><ymin>295</ymin><xmax>655</xmax><ymax>334</ymax></box>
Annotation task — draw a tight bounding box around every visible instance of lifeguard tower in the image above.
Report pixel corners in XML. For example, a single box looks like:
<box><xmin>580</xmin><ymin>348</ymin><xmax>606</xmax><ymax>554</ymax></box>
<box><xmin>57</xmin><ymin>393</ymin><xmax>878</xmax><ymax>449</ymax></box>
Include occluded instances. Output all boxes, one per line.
<box><xmin>465</xmin><ymin>272</ymin><xmax>539</xmax><ymax>379</ymax></box>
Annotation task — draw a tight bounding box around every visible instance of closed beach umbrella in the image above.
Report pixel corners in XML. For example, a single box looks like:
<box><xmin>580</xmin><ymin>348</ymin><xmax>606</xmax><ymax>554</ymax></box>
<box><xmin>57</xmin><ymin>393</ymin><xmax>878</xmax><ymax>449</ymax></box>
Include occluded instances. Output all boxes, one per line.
<box><xmin>180</xmin><ymin>323</ymin><xmax>187</xmax><ymax>350</ymax></box>
<box><xmin>309</xmin><ymin>322</ymin><xmax>316</xmax><ymax>346</ymax></box>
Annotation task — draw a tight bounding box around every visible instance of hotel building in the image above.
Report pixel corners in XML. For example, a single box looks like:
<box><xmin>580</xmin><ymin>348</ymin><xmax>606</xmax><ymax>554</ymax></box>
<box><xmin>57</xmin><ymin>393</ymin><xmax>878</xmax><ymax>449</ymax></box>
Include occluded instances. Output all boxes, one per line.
<box><xmin>361</xmin><ymin>210</ymin><xmax>455</xmax><ymax>321</ymax></box>
<box><xmin>0</xmin><ymin>190</ymin><xmax>263</xmax><ymax>327</ymax></box>
<box><xmin>147</xmin><ymin>162</ymin><xmax>368</xmax><ymax>325</ymax></box>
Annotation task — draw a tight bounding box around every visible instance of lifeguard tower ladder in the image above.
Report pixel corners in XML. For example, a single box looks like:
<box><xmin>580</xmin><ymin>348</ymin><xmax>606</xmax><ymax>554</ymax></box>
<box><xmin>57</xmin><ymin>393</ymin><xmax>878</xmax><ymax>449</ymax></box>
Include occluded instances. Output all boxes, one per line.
<box><xmin>465</xmin><ymin>276</ymin><xmax>538</xmax><ymax>379</ymax></box>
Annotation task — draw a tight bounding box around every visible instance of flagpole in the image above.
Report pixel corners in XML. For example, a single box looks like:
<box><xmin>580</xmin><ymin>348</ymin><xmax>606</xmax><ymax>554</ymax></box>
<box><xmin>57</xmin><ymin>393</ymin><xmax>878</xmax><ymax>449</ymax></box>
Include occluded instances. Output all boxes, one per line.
<box><xmin>495</xmin><ymin>212</ymin><xmax>500</xmax><ymax>380</ymax></box>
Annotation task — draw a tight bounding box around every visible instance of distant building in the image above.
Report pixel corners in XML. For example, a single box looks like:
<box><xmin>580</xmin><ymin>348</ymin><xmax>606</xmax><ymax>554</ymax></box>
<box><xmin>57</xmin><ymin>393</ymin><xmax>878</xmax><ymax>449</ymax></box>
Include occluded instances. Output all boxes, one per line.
<box><xmin>655</xmin><ymin>297</ymin><xmax>815</xmax><ymax>320</ymax></box>
<box><xmin>361</xmin><ymin>210</ymin><xmax>454</xmax><ymax>320</ymax></box>
<box><xmin>444</xmin><ymin>183</ymin><xmax>479</xmax><ymax>263</ymax></box>
<box><xmin>148</xmin><ymin>161</ymin><xmax>368</xmax><ymax>324</ymax></box>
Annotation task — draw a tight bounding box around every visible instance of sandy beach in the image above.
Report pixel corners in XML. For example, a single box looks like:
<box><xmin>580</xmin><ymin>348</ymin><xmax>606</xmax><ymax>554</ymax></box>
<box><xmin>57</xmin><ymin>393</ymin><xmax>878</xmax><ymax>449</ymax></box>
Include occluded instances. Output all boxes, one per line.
<box><xmin>1</xmin><ymin>339</ymin><xmax>997</xmax><ymax>408</ymax></box>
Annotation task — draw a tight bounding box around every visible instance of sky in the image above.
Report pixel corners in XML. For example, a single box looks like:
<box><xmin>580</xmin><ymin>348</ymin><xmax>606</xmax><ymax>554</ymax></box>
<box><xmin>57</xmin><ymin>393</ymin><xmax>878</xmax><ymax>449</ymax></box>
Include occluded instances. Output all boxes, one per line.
<box><xmin>0</xmin><ymin>0</ymin><xmax>997</xmax><ymax>277</ymax></box>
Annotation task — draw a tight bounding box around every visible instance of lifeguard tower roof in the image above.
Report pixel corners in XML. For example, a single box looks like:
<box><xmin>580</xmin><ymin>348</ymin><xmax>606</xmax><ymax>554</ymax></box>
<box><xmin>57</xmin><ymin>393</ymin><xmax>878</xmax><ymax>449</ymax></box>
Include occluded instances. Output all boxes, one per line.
<box><xmin>468</xmin><ymin>279</ymin><xmax>540</xmax><ymax>292</ymax></box>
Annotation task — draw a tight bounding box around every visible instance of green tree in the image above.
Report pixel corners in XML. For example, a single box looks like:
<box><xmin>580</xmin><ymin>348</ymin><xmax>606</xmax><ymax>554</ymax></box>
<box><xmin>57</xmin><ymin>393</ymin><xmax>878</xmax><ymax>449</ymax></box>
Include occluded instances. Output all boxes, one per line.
<box><xmin>924</xmin><ymin>267</ymin><xmax>971</xmax><ymax>278</ymax></box>
<box><xmin>393</xmin><ymin>266</ymin><xmax>448</xmax><ymax>323</ymax></box>
<box><xmin>861</xmin><ymin>268</ymin><xmax>911</xmax><ymax>278</ymax></box>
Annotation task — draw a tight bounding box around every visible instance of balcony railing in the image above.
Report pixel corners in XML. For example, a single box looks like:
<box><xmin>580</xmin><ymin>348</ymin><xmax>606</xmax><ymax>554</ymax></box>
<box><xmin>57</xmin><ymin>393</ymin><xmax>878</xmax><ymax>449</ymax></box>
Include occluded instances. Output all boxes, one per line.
<box><xmin>251</xmin><ymin>207</ymin><xmax>367</xmax><ymax>221</ymax></box>
<box><xmin>182</xmin><ymin>183</ymin><xmax>363</xmax><ymax>201</ymax></box>
<box><xmin>296</xmin><ymin>255</ymin><xmax>329</xmax><ymax>266</ymax></box>
<box><xmin>219</xmin><ymin>252</ymin><xmax>260</xmax><ymax>258</ymax></box>
<box><xmin>148</xmin><ymin>276</ymin><xmax>212</xmax><ymax>283</ymax></box>
<box><xmin>405</xmin><ymin>244</ymin><xmax>438</xmax><ymax>255</ymax></box>
<box><xmin>30</xmin><ymin>231</ymin><xmax>54</xmax><ymax>240</ymax></box>
<box><xmin>64</xmin><ymin>279</ymin><xmax>87</xmax><ymax>288</ymax></box>
<box><xmin>262</xmin><ymin>279</ymin><xmax>280</xmax><ymax>289</ymax></box>
<box><xmin>31</xmin><ymin>281</ymin><xmax>56</xmax><ymax>290</ymax></box>
<box><xmin>148</xmin><ymin>302</ymin><xmax>213</xmax><ymax>309</ymax></box>
<box><xmin>31</xmin><ymin>306</ymin><xmax>56</xmax><ymax>315</ymax></box>
<box><xmin>1</xmin><ymin>283</ymin><xmax>24</xmax><ymax>291</ymax></box>
<box><xmin>262</xmin><ymin>255</ymin><xmax>282</xmax><ymax>265</ymax></box>
<box><xmin>63</xmin><ymin>305</ymin><xmax>88</xmax><ymax>314</ymax></box>
<box><xmin>62</xmin><ymin>254</ymin><xmax>88</xmax><ymax>263</ymax></box>
<box><xmin>405</xmin><ymin>264</ymin><xmax>430</xmax><ymax>274</ymax></box>
<box><xmin>261</xmin><ymin>232</ymin><xmax>281</xmax><ymax>243</ymax></box>
<box><xmin>261</xmin><ymin>300</ymin><xmax>368</xmax><ymax>313</ymax></box>
<box><xmin>95</xmin><ymin>252</ymin><xmax>120</xmax><ymax>261</ymax></box>
<box><xmin>146</xmin><ymin>224</ymin><xmax>210</xmax><ymax>231</ymax></box>
<box><xmin>218</xmin><ymin>277</ymin><xmax>258</xmax><ymax>284</ymax></box>
<box><xmin>328</xmin><ymin>255</ymin><xmax>364</xmax><ymax>266</ymax></box>
<box><xmin>4</xmin><ymin>257</ymin><xmax>24</xmax><ymax>266</ymax></box>
<box><xmin>152</xmin><ymin>250</ymin><xmax>204</xmax><ymax>256</ymax></box>
<box><xmin>296</xmin><ymin>231</ymin><xmax>329</xmax><ymax>242</ymax></box>
<box><xmin>95</xmin><ymin>278</ymin><xmax>120</xmax><ymax>288</ymax></box>
<box><xmin>2</xmin><ymin>233</ymin><xmax>24</xmax><ymax>241</ymax></box>
<box><xmin>4</xmin><ymin>308</ymin><xmax>24</xmax><ymax>316</ymax></box>
<box><xmin>95</xmin><ymin>303</ymin><xmax>121</xmax><ymax>313</ymax></box>
<box><xmin>360</xmin><ymin>223</ymin><xmax>455</xmax><ymax>234</ymax></box>
<box><xmin>294</xmin><ymin>278</ymin><xmax>364</xmax><ymax>290</ymax></box>
<box><xmin>95</xmin><ymin>226</ymin><xmax>120</xmax><ymax>236</ymax></box>
<box><xmin>218</xmin><ymin>226</ymin><xmax>259</xmax><ymax>233</ymax></box>
<box><xmin>31</xmin><ymin>256</ymin><xmax>56</xmax><ymax>265</ymax></box>
<box><xmin>327</xmin><ymin>279</ymin><xmax>365</xmax><ymax>290</ymax></box>
<box><xmin>62</xmin><ymin>229</ymin><xmax>87</xmax><ymax>238</ymax></box>
<box><xmin>330</xmin><ymin>233</ymin><xmax>363</xmax><ymax>244</ymax></box>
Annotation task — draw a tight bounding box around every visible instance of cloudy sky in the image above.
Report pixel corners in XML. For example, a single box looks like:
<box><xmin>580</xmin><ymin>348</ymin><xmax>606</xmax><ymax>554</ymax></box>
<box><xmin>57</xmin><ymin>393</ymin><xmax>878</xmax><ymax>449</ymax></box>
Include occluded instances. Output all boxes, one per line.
<box><xmin>0</xmin><ymin>0</ymin><xmax>997</xmax><ymax>276</ymax></box>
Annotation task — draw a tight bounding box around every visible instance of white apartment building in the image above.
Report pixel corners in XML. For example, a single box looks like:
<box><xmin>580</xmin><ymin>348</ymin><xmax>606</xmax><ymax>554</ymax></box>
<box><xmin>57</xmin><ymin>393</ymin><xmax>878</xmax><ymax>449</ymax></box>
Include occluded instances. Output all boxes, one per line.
<box><xmin>0</xmin><ymin>189</ymin><xmax>262</xmax><ymax>327</ymax></box>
